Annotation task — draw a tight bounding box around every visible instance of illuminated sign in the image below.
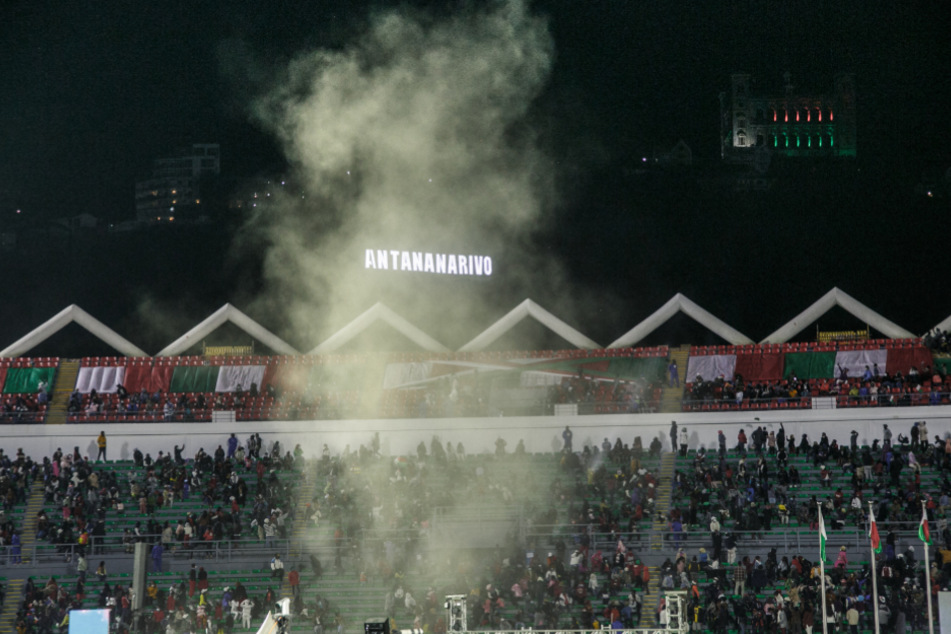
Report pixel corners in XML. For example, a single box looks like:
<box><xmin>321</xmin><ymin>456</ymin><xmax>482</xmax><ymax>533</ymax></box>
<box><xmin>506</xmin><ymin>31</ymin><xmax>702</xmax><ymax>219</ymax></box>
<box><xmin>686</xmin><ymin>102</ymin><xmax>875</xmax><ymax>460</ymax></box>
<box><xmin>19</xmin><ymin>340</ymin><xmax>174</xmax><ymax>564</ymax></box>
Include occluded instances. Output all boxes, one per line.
<box><xmin>365</xmin><ymin>250</ymin><xmax>492</xmax><ymax>276</ymax></box>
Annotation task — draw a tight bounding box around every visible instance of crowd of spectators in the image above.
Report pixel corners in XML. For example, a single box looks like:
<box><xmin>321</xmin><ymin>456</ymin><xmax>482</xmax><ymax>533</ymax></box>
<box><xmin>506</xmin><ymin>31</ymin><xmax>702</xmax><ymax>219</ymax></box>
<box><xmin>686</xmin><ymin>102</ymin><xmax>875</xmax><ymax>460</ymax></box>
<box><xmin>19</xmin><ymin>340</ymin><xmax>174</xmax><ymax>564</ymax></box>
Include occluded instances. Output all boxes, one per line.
<box><xmin>545</xmin><ymin>373</ymin><xmax>662</xmax><ymax>415</ymax></box>
<box><xmin>12</xmin><ymin>432</ymin><xmax>305</xmax><ymax>633</ymax></box>
<box><xmin>4</xmin><ymin>419</ymin><xmax>951</xmax><ymax>633</ymax></box>
<box><xmin>68</xmin><ymin>384</ymin><xmax>285</xmax><ymax>423</ymax></box>
<box><xmin>287</xmin><ymin>429</ymin><xmax>666</xmax><ymax>633</ymax></box>
<box><xmin>924</xmin><ymin>329</ymin><xmax>951</xmax><ymax>354</ymax></box>
<box><xmin>0</xmin><ymin>394</ymin><xmax>45</xmax><ymax>423</ymax></box>
<box><xmin>686</xmin><ymin>362</ymin><xmax>951</xmax><ymax>411</ymax></box>
<box><xmin>662</xmin><ymin>421</ymin><xmax>948</xmax><ymax>632</ymax></box>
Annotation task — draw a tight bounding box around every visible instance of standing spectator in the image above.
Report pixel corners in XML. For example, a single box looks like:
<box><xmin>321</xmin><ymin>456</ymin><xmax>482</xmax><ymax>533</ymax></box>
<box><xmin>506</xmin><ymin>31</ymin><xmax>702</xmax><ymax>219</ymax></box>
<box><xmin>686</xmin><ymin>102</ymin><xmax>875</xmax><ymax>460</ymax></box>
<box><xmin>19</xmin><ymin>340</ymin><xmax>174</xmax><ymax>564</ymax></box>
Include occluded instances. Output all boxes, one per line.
<box><xmin>679</xmin><ymin>427</ymin><xmax>689</xmax><ymax>457</ymax></box>
<box><xmin>77</xmin><ymin>553</ymin><xmax>88</xmax><ymax>583</ymax></box>
<box><xmin>670</xmin><ymin>421</ymin><xmax>678</xmax><ymax>453</ymax></box>
<box><xmin>96</xmin><ymin>432</ymin><xmax>107</xmax><ymax>462</ymax></box>
<box><xmin>151</xmin><ymin>541</ymin><xmax>163</xmax><ymax>572</ymax></box>
<box><xmin>289</xmin><ymin>567</ymin><xmax>300</xmax><ymax>600</ymax></box>
<box><xmin>10</xmin><ymin>532</ymin><xmax>21</xmax><ymax>565</ymax></box>
<box><xmin>241</xmin><ymin>597</ymin><xmax>254</xmax><ymax>629</ymax></box>
<box><xmin>271</xmin><ymin>554</ymin><xmax>285</xmax><ymax>582</ymax></box>
<box><xmin>846</xmin><ymin>604</ymin><xmax>859</xmax><ymax>634</ymax></box>
<box><xmin>668</xmin><ymin>359</ymin><xmax>680</xmax><ymax>387</ymax></box>
<box><xmin>733</xmin><ymin>560</ymin><xmax>746</xmax><ymax>596</ymax></box>
<box><xmin>562</xmin><ymin>426</ymin><xmax>573</xmax><ymax>452</ymax></box>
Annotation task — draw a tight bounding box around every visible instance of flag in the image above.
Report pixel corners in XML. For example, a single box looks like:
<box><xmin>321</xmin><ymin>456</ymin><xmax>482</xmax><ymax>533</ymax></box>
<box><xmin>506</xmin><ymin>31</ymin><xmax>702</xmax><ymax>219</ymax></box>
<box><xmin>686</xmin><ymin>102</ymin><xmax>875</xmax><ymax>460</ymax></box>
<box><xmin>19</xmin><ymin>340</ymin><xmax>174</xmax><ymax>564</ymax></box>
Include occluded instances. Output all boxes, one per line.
<box><xmin>818</xmin><ymin>505</ymin><xmax>828</xmax><ymax>562</ymax></box>
<box><xmin>919</xmin><ymin>508</ymin><xmax>932</xmax><ymax>545</ymax></box>
<box><xmin>869</xmin><ymin>507</ymin><xmax>882</xmax><ymax>554</ymax></box>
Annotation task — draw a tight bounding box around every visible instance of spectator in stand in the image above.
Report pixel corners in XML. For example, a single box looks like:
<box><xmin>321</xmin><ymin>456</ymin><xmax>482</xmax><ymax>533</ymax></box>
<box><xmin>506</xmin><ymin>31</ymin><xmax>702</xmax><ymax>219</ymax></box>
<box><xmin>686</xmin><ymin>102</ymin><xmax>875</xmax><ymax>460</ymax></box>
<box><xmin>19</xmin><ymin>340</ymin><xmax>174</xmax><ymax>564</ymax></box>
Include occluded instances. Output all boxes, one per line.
<box><xmin>96</xmin><ymin>432</ymin><xmax>107</xmax><ymax>462</ymax></box>
<box><xmin>668</xmin><ymin>359</ymin><xmax>680</xmax><ymax>387</ymax></box>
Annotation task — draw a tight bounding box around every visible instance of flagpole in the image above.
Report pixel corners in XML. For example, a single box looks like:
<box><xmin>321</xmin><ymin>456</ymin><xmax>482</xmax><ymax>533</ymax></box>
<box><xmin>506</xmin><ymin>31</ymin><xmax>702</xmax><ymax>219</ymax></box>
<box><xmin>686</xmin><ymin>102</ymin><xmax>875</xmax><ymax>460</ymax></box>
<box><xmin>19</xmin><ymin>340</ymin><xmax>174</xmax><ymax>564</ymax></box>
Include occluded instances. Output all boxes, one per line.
<box><xmin>818</xmin><ymin>502</ymin><xmax>828</xmax><ymax>634</ymax></box>
<box><xmin>923</xmin><ymin>500</ymin><xmax>935</xmax><ymax>634</ymax></box>
<box><xmin>868</xmin><ymin>502</ymin><xmax>880</xmax><ymax>634</ymax></box>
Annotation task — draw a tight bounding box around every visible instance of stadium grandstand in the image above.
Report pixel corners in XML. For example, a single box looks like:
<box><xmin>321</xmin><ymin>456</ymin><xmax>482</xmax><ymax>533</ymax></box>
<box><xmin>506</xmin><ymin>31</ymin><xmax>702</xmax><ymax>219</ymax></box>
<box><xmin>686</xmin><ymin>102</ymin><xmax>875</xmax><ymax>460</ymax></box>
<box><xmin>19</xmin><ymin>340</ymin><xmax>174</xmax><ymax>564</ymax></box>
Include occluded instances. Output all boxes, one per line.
<box><xmin>0</xmin><ymin>288</ymin><xmax>950</xmax><ymax>633</ymax></box>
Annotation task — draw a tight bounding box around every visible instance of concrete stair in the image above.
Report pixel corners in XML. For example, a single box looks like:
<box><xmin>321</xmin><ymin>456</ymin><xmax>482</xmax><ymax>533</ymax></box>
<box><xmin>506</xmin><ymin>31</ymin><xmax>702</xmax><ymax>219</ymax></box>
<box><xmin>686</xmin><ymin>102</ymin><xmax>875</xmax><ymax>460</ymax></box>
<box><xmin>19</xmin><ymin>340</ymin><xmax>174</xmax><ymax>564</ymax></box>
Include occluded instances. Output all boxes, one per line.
<box><xmin>658</xmin><ymin>346</ymin><xmax>690</xmax><ymax>413</ymax></box>
<box><xmin>642</xmin><ymin>450</ymin><xmax>676</xmax><ymax>626</ymax></box>
<box><xmin>45</xmin><ymin>358</ymin><xmax>80</xmax><ymax>424</ymax></box>
<box><xmin>0</xmin><ymin>578</ymin><xmax>24</xmax><ymax>632</ymax></box>
<box><xmin>280</xmin><ymin>463</ymin><xmax>317</xmax><ymax>599</ymax></box>
<box><xmin>17</xmin><ymin>485</ymin><xmax>45</xmax><ymax>565</ymax></box>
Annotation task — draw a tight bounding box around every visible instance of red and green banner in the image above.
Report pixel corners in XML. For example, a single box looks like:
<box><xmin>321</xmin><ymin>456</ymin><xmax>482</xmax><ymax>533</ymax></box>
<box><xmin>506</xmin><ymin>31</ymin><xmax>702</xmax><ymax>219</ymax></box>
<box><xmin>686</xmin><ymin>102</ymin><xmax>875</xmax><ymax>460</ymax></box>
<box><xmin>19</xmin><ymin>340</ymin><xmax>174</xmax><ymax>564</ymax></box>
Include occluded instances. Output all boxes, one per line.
<box><xmin>920</xmin><ymin>508</ymin><xmax>932</xmax><ymax>545</ymax></box>
<box><xmin>869</xmin><ymin>508</ymin><xmax>882</xmax><ymax>554</ymax></box>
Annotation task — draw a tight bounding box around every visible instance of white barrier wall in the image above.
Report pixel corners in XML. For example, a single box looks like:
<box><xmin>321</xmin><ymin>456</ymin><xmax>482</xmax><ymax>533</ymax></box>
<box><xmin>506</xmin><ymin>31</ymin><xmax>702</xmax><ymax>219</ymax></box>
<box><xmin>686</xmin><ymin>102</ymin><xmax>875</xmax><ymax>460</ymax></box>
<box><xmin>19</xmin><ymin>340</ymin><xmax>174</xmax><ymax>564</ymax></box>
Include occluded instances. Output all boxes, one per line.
<box><xmin>3</xmin><ymin>404</ymin><xmax>951</xmax><ymax>462</ymax></box>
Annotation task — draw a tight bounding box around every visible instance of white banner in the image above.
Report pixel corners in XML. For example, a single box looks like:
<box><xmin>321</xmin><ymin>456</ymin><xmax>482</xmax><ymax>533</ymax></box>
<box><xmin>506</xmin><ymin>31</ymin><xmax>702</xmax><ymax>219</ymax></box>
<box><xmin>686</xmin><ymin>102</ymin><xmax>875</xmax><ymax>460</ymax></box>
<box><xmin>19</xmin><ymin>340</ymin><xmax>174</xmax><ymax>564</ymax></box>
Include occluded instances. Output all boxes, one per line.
<box><xmin>382</xmin><ymin>362</ymin><xmax>433</xmax><ymax>389</ymax></box>
<box><xmin>214</xmin><ymin>366</ymin><xmax>266</xmax><ymax>393</ymax></box>
<box><xmin>75</xmin><ymin>367</ymin><xmax>126</xmax><ymax>394</ymax></box>
<box><xmin>833</xmin><ymin>349</ymin><xmax>887</xmax><ymax>381</ymax></box>
<box><xmin>685</xmin><ymin>355</ymin><xmax>737</xmax><ymax>382</ymax></box>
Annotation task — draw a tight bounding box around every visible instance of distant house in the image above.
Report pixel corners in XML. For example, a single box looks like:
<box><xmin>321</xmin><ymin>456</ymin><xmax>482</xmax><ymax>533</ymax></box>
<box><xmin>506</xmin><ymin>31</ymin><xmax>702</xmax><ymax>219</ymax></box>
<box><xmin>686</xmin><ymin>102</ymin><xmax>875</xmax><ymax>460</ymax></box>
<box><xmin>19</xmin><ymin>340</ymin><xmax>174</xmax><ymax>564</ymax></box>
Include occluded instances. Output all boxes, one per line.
<box><xmin>660</xmin><ymin>140</ymin><xmax>693</xmax><ymax>167</ymax></box>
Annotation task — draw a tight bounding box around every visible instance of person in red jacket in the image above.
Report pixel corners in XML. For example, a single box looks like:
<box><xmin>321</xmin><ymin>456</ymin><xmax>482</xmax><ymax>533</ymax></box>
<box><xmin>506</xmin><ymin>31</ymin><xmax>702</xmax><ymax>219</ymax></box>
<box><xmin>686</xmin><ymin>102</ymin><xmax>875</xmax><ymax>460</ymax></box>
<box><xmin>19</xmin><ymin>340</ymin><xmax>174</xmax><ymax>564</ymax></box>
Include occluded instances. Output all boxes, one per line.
<box><xmin>289</xmin><ymin>567</ymin><xmax>300</xmax><ymax>600</ymax></box>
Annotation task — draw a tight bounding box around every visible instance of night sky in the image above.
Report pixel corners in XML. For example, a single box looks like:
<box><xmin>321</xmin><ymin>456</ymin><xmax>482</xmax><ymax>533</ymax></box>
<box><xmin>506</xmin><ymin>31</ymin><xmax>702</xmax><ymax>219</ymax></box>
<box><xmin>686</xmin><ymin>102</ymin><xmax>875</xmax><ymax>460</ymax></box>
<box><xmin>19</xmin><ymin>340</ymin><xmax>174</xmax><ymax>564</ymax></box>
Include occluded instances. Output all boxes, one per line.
<box><xmin>0</xmin><ymin>0</ymin><xmax>949</xmax><ymax>354</ymax></box>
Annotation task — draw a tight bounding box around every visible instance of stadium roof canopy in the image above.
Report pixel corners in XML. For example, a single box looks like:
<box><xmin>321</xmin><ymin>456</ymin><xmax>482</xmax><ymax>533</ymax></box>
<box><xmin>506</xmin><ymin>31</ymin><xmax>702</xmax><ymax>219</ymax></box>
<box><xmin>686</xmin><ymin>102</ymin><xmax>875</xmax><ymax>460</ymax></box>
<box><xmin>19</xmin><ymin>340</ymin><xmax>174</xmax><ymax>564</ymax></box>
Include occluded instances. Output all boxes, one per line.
<box><xmin>608</xmin><ymin>293</ymin><xmax>753</xmax><ymax>348</ymax></box>
<box><xmin>0</xmin><ymin>288</ymin><xmax>941</xmax><ymax>357</ymax></box>
<box><xmin>460</xmin><ymin>299</ymin><xmax>600</xmax><ymax>351</ymax></box>
<box><xmin>157</xmin><ymin>304</ymin><xmax>299</xmax><ymax>356</ymax></box>
<box><xmin>760</xmin><ymin>287</ymin><xmax>914</xmax><ymax>343</ymax></box>
<box><xmin>0</xmin><ymin>305</ymin><xmax>146</xmax><ymax>357</ymax></box>
<box><xmin>309</xmin><ymin>302</ymin><xmax>449</xmax><ymax>354</ymax></box>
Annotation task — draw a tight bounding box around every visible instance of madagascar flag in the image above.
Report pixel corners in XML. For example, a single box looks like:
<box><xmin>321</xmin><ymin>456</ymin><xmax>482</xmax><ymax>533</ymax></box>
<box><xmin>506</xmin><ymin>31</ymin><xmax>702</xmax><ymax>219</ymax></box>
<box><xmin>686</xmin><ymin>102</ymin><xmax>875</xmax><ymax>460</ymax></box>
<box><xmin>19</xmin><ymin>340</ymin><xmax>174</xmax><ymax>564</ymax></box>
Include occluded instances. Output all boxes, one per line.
<box><xmin>869</xmin><ymin>508</ymin><xmax>882</xmax><ymax>554</ymax></box>
<box><xmin>920</xmin><ymin>508</ymin><xmax>932</xmax><ymax>545</ymax></box>
<box><xmin>818</xmin><ymin>505</ymin><xmax>828</xmax><ymax>562</ymax></box>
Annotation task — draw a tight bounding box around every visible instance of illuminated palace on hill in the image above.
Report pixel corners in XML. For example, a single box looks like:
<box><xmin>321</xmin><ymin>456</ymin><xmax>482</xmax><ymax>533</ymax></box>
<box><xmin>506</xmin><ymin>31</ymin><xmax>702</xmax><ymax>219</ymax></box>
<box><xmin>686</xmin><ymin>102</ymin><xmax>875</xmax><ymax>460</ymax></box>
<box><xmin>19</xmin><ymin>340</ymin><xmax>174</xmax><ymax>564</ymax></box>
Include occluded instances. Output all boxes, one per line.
<box><xmin>719</xmin><ymin>72</ymin><xmax>857</xmax><ymax>162</ymax></box>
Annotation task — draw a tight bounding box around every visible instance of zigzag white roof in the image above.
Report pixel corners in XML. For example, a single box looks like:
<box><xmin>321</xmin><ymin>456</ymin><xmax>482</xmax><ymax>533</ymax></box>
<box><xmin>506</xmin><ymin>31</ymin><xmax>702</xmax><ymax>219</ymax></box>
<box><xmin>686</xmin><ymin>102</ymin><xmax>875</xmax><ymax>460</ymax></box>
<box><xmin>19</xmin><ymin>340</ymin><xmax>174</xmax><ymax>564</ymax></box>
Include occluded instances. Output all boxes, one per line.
<box><xmin>459</xmin><ymin>299</ymin><xmax>600</xmax><ymax>351</ymax></box>
<box><xmin>310</xmin><ymin>302</ymin><xmax>449</xmax><ymax>354</ymax></box>
<box><xmin>157</xmin><ymin>303</ymin><xmax>299</xmax><ymax>356</ymax></box>
<box><xmin>609</xmin><ymin>293</ymin><xmax>754</xmax><ymax>348</ymax></box>
<box><xmin>0</xmin><ymin>305</ymin><xmax>147</xmax><ymax>357</ymax></box>
<box><xmin>0</xmin><ymin>290</ymin><xmax>939</xmax><ymax>357</ymax></box>
<box><xmin>761</xmin><ymin>287</ymin><xmax>914</xmax><ymax>343</ymax></box>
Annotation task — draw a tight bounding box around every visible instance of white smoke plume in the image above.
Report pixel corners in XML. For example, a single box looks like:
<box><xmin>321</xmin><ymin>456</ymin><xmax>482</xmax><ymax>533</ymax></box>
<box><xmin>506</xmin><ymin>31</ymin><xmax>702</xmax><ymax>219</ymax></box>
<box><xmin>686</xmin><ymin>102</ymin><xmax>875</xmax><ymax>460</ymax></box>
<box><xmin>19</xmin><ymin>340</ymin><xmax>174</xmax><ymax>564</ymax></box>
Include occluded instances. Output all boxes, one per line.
<box><xmin>240</xmin><ymin>0</ymin><xmax>569</xmax><ymax>350</ymax></box>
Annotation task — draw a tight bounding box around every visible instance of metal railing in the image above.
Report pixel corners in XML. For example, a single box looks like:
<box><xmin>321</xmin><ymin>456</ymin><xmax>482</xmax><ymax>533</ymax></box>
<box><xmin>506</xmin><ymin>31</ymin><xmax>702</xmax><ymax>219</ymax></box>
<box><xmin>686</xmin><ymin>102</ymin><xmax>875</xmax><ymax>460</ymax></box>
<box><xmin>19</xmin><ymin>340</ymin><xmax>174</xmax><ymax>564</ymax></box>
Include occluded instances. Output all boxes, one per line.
<box><xmin>11</xmin><ymin>538</ymin><xmax>293</xmax><ymax>567</ymax></box>
<box><xmin>522</xmin><ymin>524</ymin><xmax>933</xmax><ymax>558</ymax></box>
